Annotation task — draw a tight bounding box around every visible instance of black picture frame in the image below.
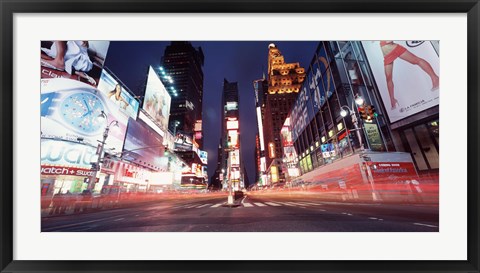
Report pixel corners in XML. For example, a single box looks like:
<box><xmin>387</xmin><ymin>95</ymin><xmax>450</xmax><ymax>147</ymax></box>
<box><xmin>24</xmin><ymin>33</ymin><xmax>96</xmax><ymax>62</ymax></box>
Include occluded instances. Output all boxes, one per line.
<box><xmin>1</xmin><ymin>0</ymin><xmax>479</xmax><ymax>272</ymax></box>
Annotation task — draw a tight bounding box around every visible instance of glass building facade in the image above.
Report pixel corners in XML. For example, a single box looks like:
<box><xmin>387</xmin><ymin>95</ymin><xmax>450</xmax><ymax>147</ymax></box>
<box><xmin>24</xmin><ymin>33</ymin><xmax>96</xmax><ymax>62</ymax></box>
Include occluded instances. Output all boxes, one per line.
<box><xmin>284</xmin><ymin>41</ymin><xmax>440</xmax><ymax>177</ymax></box>
<box><xmin>286</xmin><ymin>41</ymin><xmax>394</xmax><ymax>176</ymax></box>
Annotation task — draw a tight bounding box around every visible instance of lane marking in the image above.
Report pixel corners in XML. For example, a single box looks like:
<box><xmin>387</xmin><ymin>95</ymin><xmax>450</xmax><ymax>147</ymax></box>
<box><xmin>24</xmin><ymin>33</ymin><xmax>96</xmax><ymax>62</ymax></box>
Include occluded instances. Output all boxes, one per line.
<box><xmin>254</xmin><ymin>202</ymin><xmax>267</xmax><ymax>207</ymax></box>
<box><xmin>243</xmin><ymin>203</ymin><xmax>254</xmax><ymax>207</ymax></box>
<box><xmin>42</xmin><ymin>219</ymin><xmax>108</xmax><ymax>231</ymax></box>
<box><xmin>369</xmin><ymin>217</ymin><xmax>378</xmax><ymax>220</ymax></box>
<box><xmin>196</xmin><ymin>204</ymin><xmax>212</xmax><ymax>208</ymax></box>
<box><xmin>413</xmin><ymin>222</ymin><xmax>437</xmax><ymax>228</ymax></box>
<box><xmin>265</xmin><ymin>202</ymin><xmax>282</xmax><ymax>206</ymax></box>
<box><xmin>113</xmin><ymin>218</ymin><xmax>124</xmax><ymax>221</ymax></box>
<box><xmin>211</xmin><ymin>203</ymin><xmax>223</xmax><ymax>208</ymax></box>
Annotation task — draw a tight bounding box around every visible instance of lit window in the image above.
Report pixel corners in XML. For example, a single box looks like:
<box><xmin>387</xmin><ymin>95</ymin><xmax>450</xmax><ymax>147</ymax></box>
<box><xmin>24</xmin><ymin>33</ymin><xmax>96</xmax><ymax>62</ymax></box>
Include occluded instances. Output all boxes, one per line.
<box><xmin>337</xmin><ymin>122</ymin><xmax>344</xmax><ymax>131</ymax></box>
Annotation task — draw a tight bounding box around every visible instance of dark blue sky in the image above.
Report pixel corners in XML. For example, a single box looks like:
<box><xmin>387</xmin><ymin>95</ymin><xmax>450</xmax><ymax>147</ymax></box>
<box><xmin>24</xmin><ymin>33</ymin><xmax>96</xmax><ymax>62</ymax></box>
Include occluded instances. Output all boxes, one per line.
<box><xmin>104</xmin><ymin>41</ymin><xmax>318</xmax><ymax>186</ymax></box>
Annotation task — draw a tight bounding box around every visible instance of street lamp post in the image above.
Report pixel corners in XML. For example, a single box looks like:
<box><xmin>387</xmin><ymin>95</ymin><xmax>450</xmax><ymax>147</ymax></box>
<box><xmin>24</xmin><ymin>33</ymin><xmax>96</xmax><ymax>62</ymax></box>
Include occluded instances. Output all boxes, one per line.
<box><xmin>173</xmin><ymin>120</ymin><xmax>180</xmax><ymax>137</ymax></box>
<box><xmin>88</xmin><ymin>111</ymin><xmax>118</xmax><ymax>191</ymax></box>
<box><xmin>340</xmin><ymin>94</ymin><xmax>365</xmax><ymax>152</ymax></box>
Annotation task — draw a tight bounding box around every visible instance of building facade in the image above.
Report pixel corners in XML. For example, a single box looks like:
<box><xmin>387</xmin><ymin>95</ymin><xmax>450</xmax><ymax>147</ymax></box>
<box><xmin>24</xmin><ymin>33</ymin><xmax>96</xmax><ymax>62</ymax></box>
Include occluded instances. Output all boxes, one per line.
<box><xmin>260</xmin><ymin>44</ymin><xmax>306</xmax><ymax>185</ymax></box>
<box><xmin>284</xmin><ymin>41</ymin><xmax>439</xmax><ymax>182</ymax></box>
<box><xmin>219</xmin><ymin>79</ymin><xmax>242</xmax><ymax>190</ymax></box>
<box><xmin>162</xmin><ymin>42</ymin><xmax>205</xmax><ymax>149</ymax></box>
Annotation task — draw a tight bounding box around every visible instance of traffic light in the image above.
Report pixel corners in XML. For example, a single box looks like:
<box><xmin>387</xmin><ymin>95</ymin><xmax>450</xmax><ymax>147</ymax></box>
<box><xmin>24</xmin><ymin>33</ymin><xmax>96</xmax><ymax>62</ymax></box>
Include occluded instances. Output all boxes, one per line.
<box><xmin>364</xmin><ymin>105</ymin><xmax>373</xmax><ymax>123</ymax></box>
<box><xmin>227</xmin><ymin>136</ymin><xmax>232</xmax><ymax>146</ymax></box>
<box><xmin>371</xmin><ymin>105</ymin><xmax>378</xmax><ymax>118</ymax></box>
<box><xmin>358</xmin><ymin>106</ymin><xmax>368</xmax><ymax>120</ymax></box>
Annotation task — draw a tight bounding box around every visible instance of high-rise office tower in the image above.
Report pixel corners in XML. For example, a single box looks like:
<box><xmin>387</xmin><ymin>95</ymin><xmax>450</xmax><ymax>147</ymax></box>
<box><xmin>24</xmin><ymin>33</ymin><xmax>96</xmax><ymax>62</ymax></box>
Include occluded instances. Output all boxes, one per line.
<box><xmin>218</xmin><ymin>79</ymin><xmax>241</xmax><ymax>190</ymax></box>
<box><xmin>162</xmin><ymin>42</ymin><xmax>205</xmax><ymax>148</ymax></box>
<box><xmin>262</xmin><ymin>43</ymin><xmax>306</xmax><ymax>184</ymax></box>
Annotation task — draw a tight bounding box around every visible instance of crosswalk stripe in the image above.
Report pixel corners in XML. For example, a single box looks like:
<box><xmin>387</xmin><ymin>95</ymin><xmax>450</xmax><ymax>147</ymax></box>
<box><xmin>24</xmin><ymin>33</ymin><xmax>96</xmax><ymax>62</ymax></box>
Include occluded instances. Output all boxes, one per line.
<box><xmin>253</xmin><ymin>202</ymin><xmax>267</xmax><ymax>207</ymax></box>
<box><xmin>211</xmin><ymin>203</ymin><xmax>223</xmax><ymax>208</ymax></box>
<box><xmin>299</xmin><ymin>202</ymin><xmax>322</xmax><ymax>206</ymax></box>
<box><xmin>197</xmin><ymin>204</ymin><xmax>212</xmax><ymax>208</ymax></box>
<box><xmin>285</xmin><ymin>202</ymin><xmax>303</xmax><ymax>206</ymax></box>
<box><xmin>265</xmin><ymin>202</ymin><xmax>282</xmax><ymax>206</ymax></box>
<box><xmin>243</xmin><ymin>203</ymin><xmax>254</xmax><ymax>207</ymax></box>
<box><xmin>277</xmin><ymin>202</ymin><xmax>296</xmax><ymax>206</ymax></box>
<box><xmin>185</xmin><ymin>204</ymin><xmax>202</xmax><ymax>208</ymax></box>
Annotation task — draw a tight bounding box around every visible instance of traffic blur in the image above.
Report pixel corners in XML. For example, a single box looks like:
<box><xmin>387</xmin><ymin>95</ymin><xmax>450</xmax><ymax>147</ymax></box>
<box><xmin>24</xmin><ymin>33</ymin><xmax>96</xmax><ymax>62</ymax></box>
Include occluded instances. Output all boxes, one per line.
<box><xmin>248</xmin><ymin>173</ymin><xmax>438</xmax><ymax>204</ymax></box>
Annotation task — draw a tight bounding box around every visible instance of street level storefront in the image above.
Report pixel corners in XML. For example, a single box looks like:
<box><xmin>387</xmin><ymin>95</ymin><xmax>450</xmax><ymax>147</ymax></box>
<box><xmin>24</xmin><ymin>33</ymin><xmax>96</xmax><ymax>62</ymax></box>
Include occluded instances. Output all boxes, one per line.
<box><xmin>40</xmin><ymin>139</ymin><xmax>97</xmax><ymax>196</ymax></box>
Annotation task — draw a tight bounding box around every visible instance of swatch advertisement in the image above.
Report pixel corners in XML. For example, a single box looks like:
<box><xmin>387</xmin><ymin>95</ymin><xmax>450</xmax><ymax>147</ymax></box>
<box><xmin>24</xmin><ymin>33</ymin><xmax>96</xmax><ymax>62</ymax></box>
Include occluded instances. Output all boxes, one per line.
<box><xmin>97</xmin><ymin>68</ymin><xmax>140</xmax><ymax>119</ymax></box>
<box><xmin>41</xmin><ymin>78</ymin><xmax>128</xmax><ymax>152</ymax></box>
<box><xmin>361</xmin><ymin>41</ymin><xmax>440</xmax><ymax>123</ymax></box>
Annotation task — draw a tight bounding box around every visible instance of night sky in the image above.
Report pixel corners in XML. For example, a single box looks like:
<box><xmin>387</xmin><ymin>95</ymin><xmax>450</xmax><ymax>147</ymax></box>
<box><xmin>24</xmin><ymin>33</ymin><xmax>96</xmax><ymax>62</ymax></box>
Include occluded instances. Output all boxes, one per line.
<box><xmin>104</xmin><ymin>41</ymin><xmax>318</xmax><ymax>186</ymax></box>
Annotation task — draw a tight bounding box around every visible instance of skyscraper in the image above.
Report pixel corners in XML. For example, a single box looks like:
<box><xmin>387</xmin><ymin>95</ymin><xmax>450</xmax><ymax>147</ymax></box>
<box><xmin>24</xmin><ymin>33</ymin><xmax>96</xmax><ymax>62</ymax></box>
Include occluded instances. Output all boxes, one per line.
<box><xmin>218</xmin><ymin>79</ymin><xmax>241</xmax><ymax>190</ymax></box>
<box><xmin>162</xmin><ymin>42</ymin><xmax>205</xmax><ymax>148</ymax></box>
<box><xmin>261</xmin><ymin>43</ymin><xmax>306</xmax><ymax>184</ymax></box>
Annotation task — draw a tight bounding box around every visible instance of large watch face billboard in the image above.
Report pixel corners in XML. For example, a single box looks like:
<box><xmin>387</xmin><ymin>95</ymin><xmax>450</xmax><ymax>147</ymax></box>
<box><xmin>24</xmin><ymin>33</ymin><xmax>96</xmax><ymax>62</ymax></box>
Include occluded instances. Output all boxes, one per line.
<box><xmin>41</xmin><ymin>78</ymin><xmax>128</xmax><ymax>152</ymax></box>
<box><xmin>143</xmin><ymin>66</ymin><xmax>172</xmax><ymax>132</ymax></box>
<box><xmin>361</xmin><ymin>41</ymin><xmax>440</xmax><ymax>123</ymax></box>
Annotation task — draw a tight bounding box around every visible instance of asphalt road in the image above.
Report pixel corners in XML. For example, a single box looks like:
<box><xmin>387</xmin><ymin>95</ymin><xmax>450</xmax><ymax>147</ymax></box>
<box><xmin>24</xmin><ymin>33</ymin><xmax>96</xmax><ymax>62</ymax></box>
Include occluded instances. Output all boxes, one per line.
<box><xmin>41</xmin><ymin>193</ymin><xmax>439</xmax><ymax>232</ymax></box>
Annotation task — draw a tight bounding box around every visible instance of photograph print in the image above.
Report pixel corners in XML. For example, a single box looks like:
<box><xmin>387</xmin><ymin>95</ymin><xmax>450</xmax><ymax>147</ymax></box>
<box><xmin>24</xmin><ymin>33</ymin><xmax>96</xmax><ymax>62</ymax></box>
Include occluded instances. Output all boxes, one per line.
<box><xmin>40</xmin><ymin>40</ymin><xmax>439</xmax><ymax>232</ymax></box>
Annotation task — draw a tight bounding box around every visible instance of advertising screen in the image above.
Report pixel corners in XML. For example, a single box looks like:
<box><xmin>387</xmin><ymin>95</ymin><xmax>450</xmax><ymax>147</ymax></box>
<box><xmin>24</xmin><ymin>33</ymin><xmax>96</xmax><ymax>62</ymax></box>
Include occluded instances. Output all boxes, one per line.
<box><xmin>41</xmin><ymin>41</ymin><xmax>110</xmax><ymax>88</ymax></box>
<box><xmin>321</xmin><ymin>143</ymin><xmax>336</xmax><ymax>158</ymax></box>
<box><xmin>199</xmin><ymin>150</ymin><xmax>208</xmax><ymax>165</ymax></box>
<box><xmin>97</xmin><ymin>68</ymin><xmax>140</xmax><ymax>118</ymax></box>
<box><xmin>143</xmin><ymin>66</ymin><xmax>172</xmax><ymax>131</ymax></box>
<box><xmin>361</xmin><ymin>41</ymin><xmax>440</xmax><ymax>123</ymax></box>
<box><xmin>230</xmin><ymin>150</ymin><xmax>240</xmax><ymax>166</ymax></box>
<box><xmin>123</xmin><ymin>117</ymin><xmax>165</xmax><ymax>171</ymax></box>
<box><xmin>228</xmin><ymin>130</ymin><xmax>238</xmax><ymax>147</ymax></box>
<box><xmin>226</xmin><ymin>120</ymin><xmax>239</xmax><ymax>130</ymax></box>
<box><xmin>174</xmin><ymin>131</ymin><xmax>193</xmax><ymax>151</ymax></box>
<box><xmin>41</xmin><ymin>78</ymin><xmax>128</xmax><ymax>152</ymax></box>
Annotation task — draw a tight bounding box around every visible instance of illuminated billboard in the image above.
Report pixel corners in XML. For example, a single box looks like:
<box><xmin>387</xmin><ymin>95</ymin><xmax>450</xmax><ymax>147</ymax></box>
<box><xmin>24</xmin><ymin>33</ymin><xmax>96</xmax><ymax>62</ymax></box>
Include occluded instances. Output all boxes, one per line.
<box><xmin>256</xmin><ymin>107</ymin><xmax>265</xmax><ymax>151</ymax></box>
<box><xmin>361</xmin><ymin>41</ymin><xmax>440</xmax><ymax>123</ymax></box>
<box><xmin>226</xmin><ymin>120</ymin><xmax>239</xmax><ymax>130</ymax></box>
<box><xmin>97</xmin><ymin>68</ymin><xmax>140</xmax><ymax>118</ymax></box>
<box><xmin>41</xmin><ymin>139</ymin><xmax>96</xmax><ymax>169</ymax></box>
<box><xmin>123</xmin><ymin>117</ymin><xmax>166</xmax><ymax>171</ymax></box>
<box><xmin>143</xmin><ymin>66</ymin><xmax>172</xmax><ymax>131</ymax></box>
<box><xmin>199</xmin><ymin>150</ymin><xmax>208</xmax><ymax>165</ymax></box>
<box><xmin>41</xmin><ymin>78</ymin><xmax>128</xmax><ymax>152</ymax></box>
<box><xmin>194</xmin><ymin>120</ymin><xmax>202</xmax><ymax>132</ymax></box>
<box><xmin>230</xmin><ymin>150</ymin><xmax>240</xmax><ymax>166</ymax></box>
<box><xmin>41</xmin><ymin>41</ymin><xmax>110</xmax><ymax>88</ymax></box>
<box><xmin>174</xmin><ymin>131</ymin><xmax>193</xmax><ymax>151</ymax></box>
<box><xmin>228</xmin><ymin>130</ymin><xmax>238</xmax><ymax>147</ymax></box>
